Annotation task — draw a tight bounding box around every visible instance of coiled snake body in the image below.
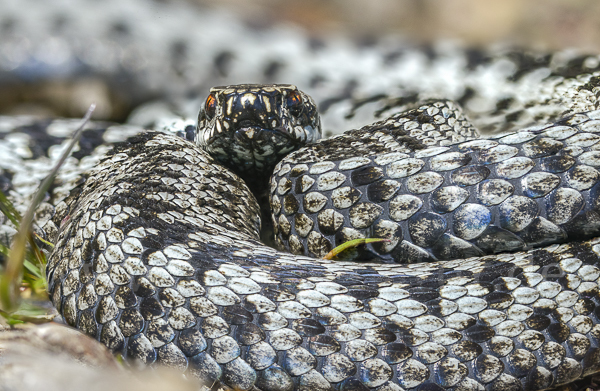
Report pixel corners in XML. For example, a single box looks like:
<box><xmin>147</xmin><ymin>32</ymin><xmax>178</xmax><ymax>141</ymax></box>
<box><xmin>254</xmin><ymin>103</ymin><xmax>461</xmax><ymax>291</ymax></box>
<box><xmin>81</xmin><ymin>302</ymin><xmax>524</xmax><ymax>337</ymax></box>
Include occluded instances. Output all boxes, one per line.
<box><xmin>42</xmin><ymin>87</ymin><xmax>600</xmax><ymax>391</ymax></box>
<box><xmin>2</xmin><ymin>1</ymin><xmax>600</xmax><ymax>390</ymax></box>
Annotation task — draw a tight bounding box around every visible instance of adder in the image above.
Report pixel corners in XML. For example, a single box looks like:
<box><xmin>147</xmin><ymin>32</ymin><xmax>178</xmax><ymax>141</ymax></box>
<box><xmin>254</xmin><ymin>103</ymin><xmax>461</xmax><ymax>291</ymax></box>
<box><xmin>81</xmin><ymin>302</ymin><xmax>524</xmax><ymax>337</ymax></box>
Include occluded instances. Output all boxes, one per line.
<box><xmin>1</xmin><ymin>1</ymin><xmax>600</xmax><ymax>391</ymax></box>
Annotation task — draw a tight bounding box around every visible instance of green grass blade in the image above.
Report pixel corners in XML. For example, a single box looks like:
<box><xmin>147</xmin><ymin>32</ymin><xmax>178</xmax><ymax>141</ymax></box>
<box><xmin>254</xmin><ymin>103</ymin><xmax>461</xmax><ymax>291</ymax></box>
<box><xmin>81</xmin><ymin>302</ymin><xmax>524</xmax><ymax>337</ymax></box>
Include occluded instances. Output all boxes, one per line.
<box><xmin>0</xmin><ymin>240</ymin><xmax>9</xmax><ymax>258</ymax></box>
<box><xmin>0</xmin><ymin>104</ymin><xmax>95</xmax><ymax>313</ymax></box>
<box><xmin>23</xmin><ymin>259</ymin><xmax>42</xmax><ymax>279</ymax></box>
<box><xmin>322</xmin><ymin>238</ymin><xmax>390</xmax><ymax>260</ymax></box>
<box><xmin>0</xmin><ymin>190</ymin><xmax>22</xmax><ymax>227</ymax></box>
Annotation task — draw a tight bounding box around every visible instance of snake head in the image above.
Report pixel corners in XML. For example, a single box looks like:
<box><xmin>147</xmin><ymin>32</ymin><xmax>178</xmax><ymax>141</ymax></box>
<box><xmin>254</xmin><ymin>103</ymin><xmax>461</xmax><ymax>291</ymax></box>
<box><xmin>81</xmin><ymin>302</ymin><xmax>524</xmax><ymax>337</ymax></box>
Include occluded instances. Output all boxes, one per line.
<box><xmin>196</xmin><ymin>84</ymin><xmax>321</xmax><ymax>186</ymax></box>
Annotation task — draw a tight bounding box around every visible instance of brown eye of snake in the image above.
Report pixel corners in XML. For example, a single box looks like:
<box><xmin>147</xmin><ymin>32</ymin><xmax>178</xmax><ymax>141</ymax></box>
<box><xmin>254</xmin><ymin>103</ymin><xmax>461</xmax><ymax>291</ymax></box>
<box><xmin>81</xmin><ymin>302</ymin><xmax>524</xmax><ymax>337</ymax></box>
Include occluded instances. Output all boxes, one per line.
<box><xmin>286</xmin><ymin>90</ymin><xmax>303</xmax><ymax>117</ymax></box>
<box><xmin>204</xmin><ymin>93</ymin><xmax>217</xmax><ymax>118</ymax></box>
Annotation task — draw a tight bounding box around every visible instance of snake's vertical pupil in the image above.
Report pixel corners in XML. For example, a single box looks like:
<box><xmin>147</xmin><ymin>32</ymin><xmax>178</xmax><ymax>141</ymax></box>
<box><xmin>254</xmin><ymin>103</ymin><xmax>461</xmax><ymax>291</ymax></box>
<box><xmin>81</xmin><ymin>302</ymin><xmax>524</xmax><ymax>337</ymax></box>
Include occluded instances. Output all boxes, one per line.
<box><xmin>205</xmin><ymin>93</ymin><xmax>217</xmax><ymax>118</ymax></box>
<box><xmin>286</xmin><ymin>90</ymin><xmax>303</xmax><ymax>117</ymax></box>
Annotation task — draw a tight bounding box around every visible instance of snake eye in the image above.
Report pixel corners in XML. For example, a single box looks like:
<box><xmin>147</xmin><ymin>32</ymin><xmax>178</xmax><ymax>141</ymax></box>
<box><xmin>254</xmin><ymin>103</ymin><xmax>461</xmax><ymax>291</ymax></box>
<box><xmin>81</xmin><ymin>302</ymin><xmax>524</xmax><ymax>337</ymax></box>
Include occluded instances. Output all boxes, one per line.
<box><xmin>204</xmin><ymin>93</ymin><xmax>217</xmax><ymax>119</ymax></box>
<box><xmin>286</xmin><ymin>90</ymin><xmax>303</xmax><ymax>117</ymax></box>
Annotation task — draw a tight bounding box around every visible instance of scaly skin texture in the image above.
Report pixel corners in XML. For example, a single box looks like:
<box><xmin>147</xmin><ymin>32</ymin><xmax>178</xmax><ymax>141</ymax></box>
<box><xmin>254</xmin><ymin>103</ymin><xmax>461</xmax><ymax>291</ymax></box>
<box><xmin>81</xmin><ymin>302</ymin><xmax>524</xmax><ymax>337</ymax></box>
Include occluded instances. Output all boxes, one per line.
<box><xmin>1</xmin><ymin>1</ymin><xmax>600</xmax><ymax>390</ymax></box>
<box><xmin>44</xmin><ymin>105</ymin><xmax>600</xmax><ymax>390</ymax></box>
<box><xmin>271</xmin><ymin>101</ymin><xmax>600</xmax><ymax>263</ymax></box>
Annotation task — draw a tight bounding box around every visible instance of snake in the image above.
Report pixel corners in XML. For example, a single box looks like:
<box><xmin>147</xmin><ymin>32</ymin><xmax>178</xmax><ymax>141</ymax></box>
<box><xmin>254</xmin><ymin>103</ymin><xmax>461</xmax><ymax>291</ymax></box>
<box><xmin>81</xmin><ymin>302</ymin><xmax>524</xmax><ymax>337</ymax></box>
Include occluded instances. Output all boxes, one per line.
<box><xmin>2</xmin><ymin>1</ymin><xmax>600</xmax><ymax>391</ymax></box>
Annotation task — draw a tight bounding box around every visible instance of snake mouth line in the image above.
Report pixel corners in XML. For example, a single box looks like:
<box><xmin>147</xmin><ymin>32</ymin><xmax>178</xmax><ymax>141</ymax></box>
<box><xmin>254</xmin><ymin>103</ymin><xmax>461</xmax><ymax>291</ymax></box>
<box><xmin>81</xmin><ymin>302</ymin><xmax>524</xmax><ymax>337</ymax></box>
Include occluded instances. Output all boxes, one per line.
<box><xmin>235</xmin><ymin>126</ymin><xmax>292</xmax><ymax>141</ymax></box>
<box><xmin>232</xmin><ymin>125</ymin><xmax>302</xmax><ymax>151</ymax></box>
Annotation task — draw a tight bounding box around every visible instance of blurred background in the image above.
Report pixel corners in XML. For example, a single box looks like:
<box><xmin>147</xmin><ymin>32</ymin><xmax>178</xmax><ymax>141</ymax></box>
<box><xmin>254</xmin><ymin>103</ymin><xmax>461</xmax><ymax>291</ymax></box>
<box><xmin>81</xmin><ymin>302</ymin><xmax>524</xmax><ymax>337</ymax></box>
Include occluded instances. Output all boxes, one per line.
<box><xmin>195</xmin><ymin>0</ymin><xmax>600</xmax><ymax>51</ymax></box>
<box><xmin>2</xmin><ymin>0</ymin><xmax>600</xmax><ymax>123</ymax></box>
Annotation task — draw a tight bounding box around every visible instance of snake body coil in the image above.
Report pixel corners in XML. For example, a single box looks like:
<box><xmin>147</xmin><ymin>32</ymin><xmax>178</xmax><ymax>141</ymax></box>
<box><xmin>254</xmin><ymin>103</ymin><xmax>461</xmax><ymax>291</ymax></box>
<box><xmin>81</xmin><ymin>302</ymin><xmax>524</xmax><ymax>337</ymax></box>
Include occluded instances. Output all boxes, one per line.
<box><xmin>2</xmin><ymin>1</ymin><xmax>600</xmax><ymax>390</ymax></box>
<box><xmin>44</xmin><ymin>92</ymin><xmax>600</xmax><ymax>391</ymax></box>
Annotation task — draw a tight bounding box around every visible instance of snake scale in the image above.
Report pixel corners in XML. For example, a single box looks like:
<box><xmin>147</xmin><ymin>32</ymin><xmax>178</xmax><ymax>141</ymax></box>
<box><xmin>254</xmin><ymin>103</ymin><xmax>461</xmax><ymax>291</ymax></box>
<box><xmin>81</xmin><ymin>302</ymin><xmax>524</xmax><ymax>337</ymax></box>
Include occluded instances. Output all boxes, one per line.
<box><xmin>2</xmin><ymin>0</ymin><xmax>600</xmax><ymax>391</ymax></box>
